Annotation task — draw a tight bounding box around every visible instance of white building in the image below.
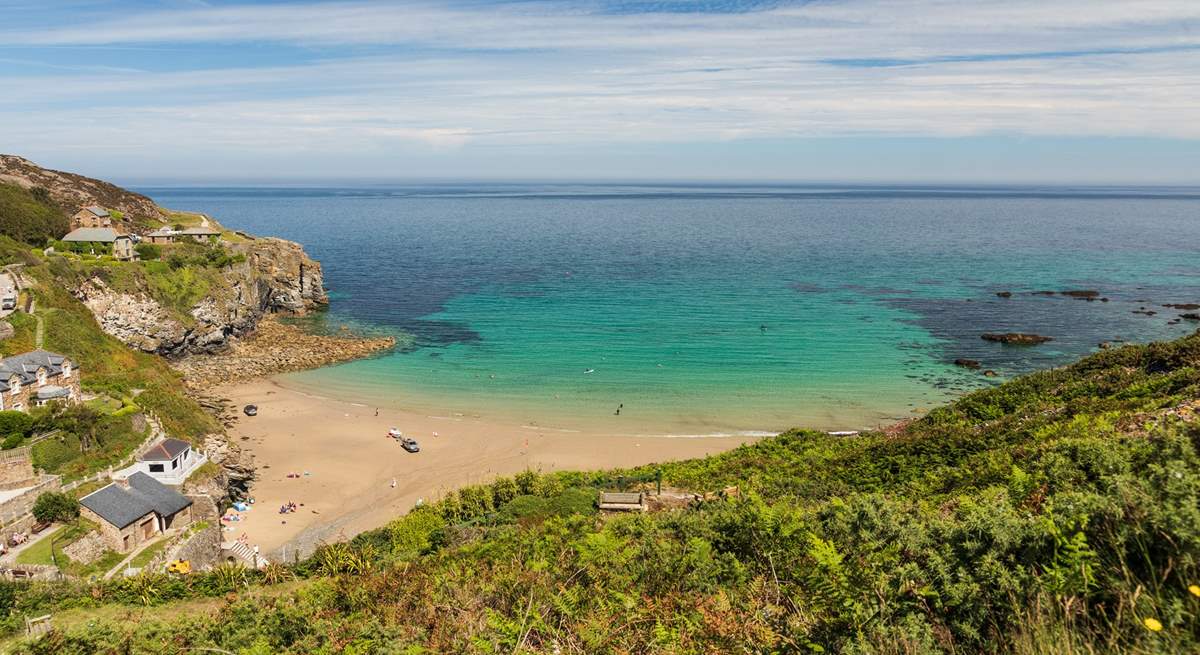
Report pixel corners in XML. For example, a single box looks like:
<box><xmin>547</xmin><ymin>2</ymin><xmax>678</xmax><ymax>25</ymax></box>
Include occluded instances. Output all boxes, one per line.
<box><xmin>118</xmin><ymin>438</ymin><xmax>206</xmax><ymax>486</ymax></box>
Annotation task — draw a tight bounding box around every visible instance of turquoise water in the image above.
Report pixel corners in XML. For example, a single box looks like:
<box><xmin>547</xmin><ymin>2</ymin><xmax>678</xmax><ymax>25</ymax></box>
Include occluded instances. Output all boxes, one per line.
<box><xmin>141</xmin><ymin>184</ymin><xmax>1200</xmax><ymax>432</ymax></box>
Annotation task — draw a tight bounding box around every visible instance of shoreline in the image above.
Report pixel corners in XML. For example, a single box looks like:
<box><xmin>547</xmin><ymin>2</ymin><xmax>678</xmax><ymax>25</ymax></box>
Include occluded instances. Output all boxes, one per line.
<box><xmin>173</xmin><ymin>316</ymin><xmax>396</xmax><ymax>389</ymax></box>
<box><xmin>219</xmin><ymin>377</ymin><xmax>767</xmax><ymax>561</ymax></box>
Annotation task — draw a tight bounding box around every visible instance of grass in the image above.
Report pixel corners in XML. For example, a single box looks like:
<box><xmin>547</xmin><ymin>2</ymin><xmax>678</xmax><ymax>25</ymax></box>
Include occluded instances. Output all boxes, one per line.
<box><xmin>127</xmin><ymin>538</ymin><xmax>170</xmax><ymax>571</ymax></box>
<box><xmin>13</xmin><ymin>526</ymin><xmax>67</xmax><ymax>567</ymax></box>
<box><xmin>13</xmin><ymin>520</ymin><xmax>124</xmax><ymax>579</ymax></box>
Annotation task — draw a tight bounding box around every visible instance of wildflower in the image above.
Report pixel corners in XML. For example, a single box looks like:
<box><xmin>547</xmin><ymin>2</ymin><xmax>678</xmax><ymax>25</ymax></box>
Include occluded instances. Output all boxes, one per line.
<box><xmin>1143</xmin><ymin>617</ymin><xmax>1163</xmax><ymax>632</ymax></box>
<box><xmin>1190</xmin><ymin>585</ymin><xmax>1200</xmax><ymax>598</ymax></box>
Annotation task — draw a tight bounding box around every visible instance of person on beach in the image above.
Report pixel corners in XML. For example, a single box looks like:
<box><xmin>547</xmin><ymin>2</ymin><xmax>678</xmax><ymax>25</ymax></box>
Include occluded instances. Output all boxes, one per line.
<box><xmin>391</xmin><ymin>478</ymin><xmax>397</xmax><ymax>488</ymax></box>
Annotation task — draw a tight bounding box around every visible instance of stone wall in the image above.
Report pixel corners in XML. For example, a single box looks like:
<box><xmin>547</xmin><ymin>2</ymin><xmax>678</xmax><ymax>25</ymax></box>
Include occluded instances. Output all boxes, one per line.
<box><xmin>62</xmin><ymin>530</ymin><xmax>107</xmax><ymax>565</ymax></box>
<box><xmin>186</xmin><ymin>494</ymin><xmax>220</xmax><ymax>523</ymax></box>
<box><xmin>0</xmin><ymin>476</ymin><xmax>60</xmax><ymax>525</ymax></box>
<box><xmin>0</xmin><ymin>448</ymin><xmax>36</xmax><ymax>490</ymax></box>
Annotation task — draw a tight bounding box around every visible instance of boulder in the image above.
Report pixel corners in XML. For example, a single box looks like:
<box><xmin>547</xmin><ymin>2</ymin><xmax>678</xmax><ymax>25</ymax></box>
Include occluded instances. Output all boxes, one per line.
<box><xmin>982</xmin><ymin>370</ymin><xmax>998</xmax><ymax>377</ymax></box>
<box><xmin>1061</xmin><ymin>290</ymin><xmax>1100</xmax><ymax>299</ymax></box>
<box><xmin>1181</xmin><ymin>313</ymin><xmax>1200</xmax><ymax>321</ymax></box>
<box><xmin>981</xmin><ymin>333</ymin><xmax>1052</xmax><ymax>345</ymax></box>
<box><xmin>954</xmin><ymin>358</ymin><xmax>981</xmax><ymax>369</ymax></box>
<box><xmin>1164</xmin><ymin>303</ymin><xmax>1200</xmax><ymax>310</ymax></box>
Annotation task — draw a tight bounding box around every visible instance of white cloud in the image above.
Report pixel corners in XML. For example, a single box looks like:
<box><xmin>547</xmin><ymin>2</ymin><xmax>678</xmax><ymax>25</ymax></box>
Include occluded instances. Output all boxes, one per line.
<box><xmin>0</xmin><ymin>0</ymin><xmax>1197</xmax><ymax>174</ymax></box>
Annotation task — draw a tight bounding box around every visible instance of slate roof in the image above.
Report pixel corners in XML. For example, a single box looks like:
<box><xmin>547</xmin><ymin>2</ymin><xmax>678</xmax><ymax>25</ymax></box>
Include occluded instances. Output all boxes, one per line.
<box><xmin>140</xmin><ymin>438</ymin><xmax>191</xmax><ymax>462</ymax></box>
<box><xmin>145</xmin><ymin>227</ymin><xmax>178</xmax><ymax>237</ymax></box>
<box><xmin>79</xmin><ymin>472</ymin><xmax>192</xmax><ymax>529</ymax></box>
<box><xmin>62</xmin><ymin>227</ymin><xmax>128</xmax><ymax>243</ymax></box>
<box><xmin>36</xmin><ymin>386</ymin><xmax>69</xmax><ymax>400</ymax></box>
<box><xmin>0</xmin><ymin>350</ymin><xmax>72</xmax><ymax>392</ymax></box>
<box><xmin>82</xmin><ymin>206</ymin><xmax>110</xmax><ymax>217</ymax></box>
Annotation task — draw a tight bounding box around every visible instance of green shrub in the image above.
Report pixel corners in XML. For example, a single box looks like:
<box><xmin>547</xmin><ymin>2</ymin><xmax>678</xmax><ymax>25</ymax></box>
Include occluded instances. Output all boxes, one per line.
<box><xmin>0</xmin><ymin>411</ymin><xmax>33</xmax><ymax>437</ymax></box>
<box><xmin>1</xmin><ymin>433</ymin><xmax>22</xmax><ymax>450</ymax></box>
<box><xmin>134</xmin><ymin>243</ymin><xmax>161</xmax><ymax>260</ymax></box>
<box><xmin>32</xmin><ymin>492</ymin><xmax>80</xmax><ymax>523</ymax></box>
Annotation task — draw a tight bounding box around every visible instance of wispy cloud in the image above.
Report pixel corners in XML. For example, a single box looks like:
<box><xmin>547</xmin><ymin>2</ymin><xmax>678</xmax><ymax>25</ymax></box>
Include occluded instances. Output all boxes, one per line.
<box><xmin>0</xmin><ymin>0</ymin><xmax>1197</xmax><ymax>179</ymax></box>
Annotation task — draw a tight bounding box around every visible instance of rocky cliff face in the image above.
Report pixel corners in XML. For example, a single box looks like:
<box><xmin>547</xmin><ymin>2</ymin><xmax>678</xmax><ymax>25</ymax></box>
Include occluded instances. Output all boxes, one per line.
<box><xmin>74</xmin><ymin>237</ymin><xmax>327</xmax><ymax>356</ymax></box>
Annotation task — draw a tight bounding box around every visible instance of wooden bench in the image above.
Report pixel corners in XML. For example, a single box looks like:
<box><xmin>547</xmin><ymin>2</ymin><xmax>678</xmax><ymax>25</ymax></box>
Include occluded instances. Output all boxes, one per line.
<box><xmin>30</xmin><ymin>521</ymin><xmax>51</xmax><ymax>535</ymax></box>
<box><xmin>598</xmin><ymin>492</ymin><xmax>645</xmax><ymax>512</ymax></box>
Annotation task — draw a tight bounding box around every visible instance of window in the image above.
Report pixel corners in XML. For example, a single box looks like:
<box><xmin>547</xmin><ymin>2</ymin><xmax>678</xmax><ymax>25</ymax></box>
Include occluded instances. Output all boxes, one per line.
<box><xmin>172</xmin><ymin>459</ymin><xmax>178</xmax><ymax>469</ymax></box>
<box><xmin>149</xmin><ymin>463</ymin><xmax>164</xmax><ymax>473</ymax></box>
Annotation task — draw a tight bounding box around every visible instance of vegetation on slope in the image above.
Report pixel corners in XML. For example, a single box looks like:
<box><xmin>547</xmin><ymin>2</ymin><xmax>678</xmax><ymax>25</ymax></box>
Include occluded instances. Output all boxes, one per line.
<box><xmin>0</xmin><ymin>183</ymin><xmax>68</xmax><ymax>246</ymax></box>
<box><xmin>0</xmin><ymin>237</ymin><xmax>218</xmax><ymax>459</ymax></box>
<box><xmin>3</xmin><ymin>331</ymin><xmax>1199</xmax><ymax>653</ymax></box>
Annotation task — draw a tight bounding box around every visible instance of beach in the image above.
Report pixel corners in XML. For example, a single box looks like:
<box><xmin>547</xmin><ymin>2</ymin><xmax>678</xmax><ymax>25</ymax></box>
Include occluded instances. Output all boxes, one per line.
<box><xmin>220</xmin><ymin>378</ymin><xmax>764</xmax><ymax>560</ymax></box>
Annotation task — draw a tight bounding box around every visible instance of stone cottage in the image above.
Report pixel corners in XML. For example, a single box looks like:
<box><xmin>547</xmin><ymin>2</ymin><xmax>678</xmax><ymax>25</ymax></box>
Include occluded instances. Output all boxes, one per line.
<box><xmin>71</xmin><ymin>206</ymin><xmax>112</xmax><ymax>230</ymax></box>
<box><xmin>0</xmin><ymin>350</ymin><xmax>80</xmax><ymax>413</ymax></box>
<box><xmin>144</xmin><ymin>227</ymin><xmax>179</xmax><ymax>244</ymax></box>
<box><xmin>61</xmin><ymin>227</ymin><xmax>135</xmax><ymax>261</ymax></box>
<box><xmin>79</xmin><ymin>472</ymin><xmax>193</xmax><ymax>553</ymax></box>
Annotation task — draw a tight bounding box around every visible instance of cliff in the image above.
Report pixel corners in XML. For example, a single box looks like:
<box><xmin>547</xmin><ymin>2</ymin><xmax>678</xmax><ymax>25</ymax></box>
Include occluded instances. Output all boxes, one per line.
<box><xmin>70</xmin><ymin>237</ymin><xmax>328</xmax><ymax>356</ymax></box>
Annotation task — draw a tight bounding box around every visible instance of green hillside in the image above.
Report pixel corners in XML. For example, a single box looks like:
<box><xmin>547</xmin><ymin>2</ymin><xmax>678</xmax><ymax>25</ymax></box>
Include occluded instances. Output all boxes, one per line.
<box><xmin>0</xmin><ymin>183</ymin><xmax>69</xmax><ymax>246</ymax></box>
<box><xmin>4</xmin><ymin>330</ymin><xmax>1199</xmax><ymax>653</ymax></box>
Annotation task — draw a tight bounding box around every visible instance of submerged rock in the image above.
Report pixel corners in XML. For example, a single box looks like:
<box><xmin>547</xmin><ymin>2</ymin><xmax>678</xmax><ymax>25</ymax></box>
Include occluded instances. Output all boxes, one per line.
<box><xmin>982</xmin><ymin>370</ymin><xmax>998</xmax><ymax>377</ymax></box>
<box><xmin>995</xmin><ymin>291</ymin><xmax>1012</xmax><ymax>298</ymax></box>
<box><xmin>1164</xmin><ymin>303</ymin><xmax>1200</xmax><ymax>310</ymax></box>
<box><xmin>954</xmin><ymin>358</ymin><xmax>982</xmax><ymax>369</ymax></box>
<box><xmin>981</xmin><ymin>333</ymin><xmax>1052</xmax><ymax>345</ymax></box>
<box><xmin>1061</xmin><ymin>290</ymin><xmax>1100</xmax><ymax>299</ymax></box>
<box><xmin>1181</xmin><ymin>313</ymin><xmax>1200</xmax><ymax>321</ymax></box>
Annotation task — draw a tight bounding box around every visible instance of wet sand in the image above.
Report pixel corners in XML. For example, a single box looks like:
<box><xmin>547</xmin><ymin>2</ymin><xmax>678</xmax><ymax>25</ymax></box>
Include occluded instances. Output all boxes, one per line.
<box><xmin>220</xmin><ymin>378</ymin><xmax>765</xmax><ymax>561</ymax></box>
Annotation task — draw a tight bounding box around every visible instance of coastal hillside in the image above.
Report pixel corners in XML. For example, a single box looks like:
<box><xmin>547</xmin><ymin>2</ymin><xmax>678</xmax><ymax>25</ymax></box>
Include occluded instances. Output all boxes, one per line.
<box><xmin>0</xmin><ymin>155</ymin><xmax>328</xmax><ymax>355</ymax></box>
<box><xmin>5</xmin><ymin>330</ymin><xmax>1199</xmax><ymax>653</ymax></box>
<box><xmin>0</xmin><ymin>155</ymin><xmax>162</xmax><ymax>231</ymax></box>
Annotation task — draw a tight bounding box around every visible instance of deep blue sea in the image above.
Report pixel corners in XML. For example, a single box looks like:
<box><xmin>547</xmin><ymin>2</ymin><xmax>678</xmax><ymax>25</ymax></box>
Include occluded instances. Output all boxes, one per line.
<box><xmin>139</xmin><ymin>183</ymin><xmax>1200</xmax><ymax>433</ymax></box>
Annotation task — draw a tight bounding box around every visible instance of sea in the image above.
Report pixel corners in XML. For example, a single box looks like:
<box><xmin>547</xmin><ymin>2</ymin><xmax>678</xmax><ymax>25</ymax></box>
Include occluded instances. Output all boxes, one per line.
<box><xmin>138</xmin><ymin>183</ymin><xmax>1200</xmax><ymax>434</ymax></box>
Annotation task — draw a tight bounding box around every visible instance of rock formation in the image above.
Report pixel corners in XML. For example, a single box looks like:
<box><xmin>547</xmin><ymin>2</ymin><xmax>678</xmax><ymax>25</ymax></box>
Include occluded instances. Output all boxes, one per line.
<box><xmin>981</xmin><ymin>333</ymin><xmax>1052</xmax><ymax>345</ymax></box>
<box><xmin>72</xmin><ymin>238</ymin><xmax>327</xmax><ymax>356</ymax></box>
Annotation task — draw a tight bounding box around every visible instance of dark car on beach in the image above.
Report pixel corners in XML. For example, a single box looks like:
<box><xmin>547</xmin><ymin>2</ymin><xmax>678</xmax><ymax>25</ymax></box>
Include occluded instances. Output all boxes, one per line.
<box><xmin>400</xmin><ymin>437</ymin><xmax>420</xmax><ymax>453</ymax></box>
<box><xmin>243</xmin><ymin>405</ymin><xmax>258</xmax><ymax>417</ymax></box>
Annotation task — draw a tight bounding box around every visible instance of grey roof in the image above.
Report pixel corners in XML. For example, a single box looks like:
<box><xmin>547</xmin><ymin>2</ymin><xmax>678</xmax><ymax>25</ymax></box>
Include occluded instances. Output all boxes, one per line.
<box><xmin>36</xmin><ymin>385</ymin><xmax>69</xmax><ymax>400</ymax></box>
<box><xmin>181</xmin><ymin>227</ymin><xmax>220</xmax><ymax>236</ymax></box>
<box><xmin>140</xmin><ymin>438</ymin><xmax>191</xmax><ymax>462</ymax></box>
<box><xmin>62</xmin><ymin>227</ymin><xmax>129</xmax><ymax>243</ymax></box>
<box><xmin>82</xmin><ymin>206</ymin><xmax>109</xmax><ymax>217</ymax></box>
<box><xmin>79</xmin><ymin>472</ymin><xmax>192</xmax><ymax>529</ymax></box>
<box><xmin>146</xmin><ymin>227</ymin><xmax>178</xmax><ymax>237</ymax></box>
<box><xmin>0</xmin><ymin>350</ymin><xmax>72</xmax><ymax>392</ymax></box>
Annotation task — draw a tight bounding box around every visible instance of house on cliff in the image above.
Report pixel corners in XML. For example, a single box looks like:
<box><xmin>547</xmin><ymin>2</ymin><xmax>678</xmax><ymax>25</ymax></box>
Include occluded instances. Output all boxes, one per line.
<box><xmin>115</xmin><ymin>437</ymin><xmax>206</xmax><ymax>486</ymax></box>
<box><xmin>79</xmin><ymin>472</ymin><xmax>193</xmax><ymax>553</ymax></box>
<box><xmin>71</xmin><ymin>206</ymin><xmax>112</xmax><ymax>230</ymax></box>
<box><xmin>0</xmin><ymin>350</ymin><xmax>80</xmax><ymax>412</ymax></box>
<box><xmin>61</xmin><ymin>227</ymin><xmax>134</xmax><ymax>261</ymax></box>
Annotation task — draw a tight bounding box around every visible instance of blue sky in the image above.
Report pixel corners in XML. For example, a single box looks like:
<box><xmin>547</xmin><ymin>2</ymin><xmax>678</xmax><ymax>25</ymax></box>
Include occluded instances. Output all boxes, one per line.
<box><xmin>1</xmin><ymin>0</ymin><xmax>1198</xmax><ymax>183</ymax></box>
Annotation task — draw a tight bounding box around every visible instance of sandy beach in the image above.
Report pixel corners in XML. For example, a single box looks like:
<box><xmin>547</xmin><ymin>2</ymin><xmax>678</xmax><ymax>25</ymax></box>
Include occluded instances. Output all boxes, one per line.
<box><xmin>219</xmin><ymin>378</ymin><xmax>764</xmax><ymax>561</ymax></box>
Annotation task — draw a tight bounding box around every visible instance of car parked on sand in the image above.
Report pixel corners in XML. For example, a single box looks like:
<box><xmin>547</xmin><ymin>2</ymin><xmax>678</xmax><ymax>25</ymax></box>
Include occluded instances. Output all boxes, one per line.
<box><xmin>400</xmin><ymin>437</ymin><xmax>420</xmax><ymax>453</ymax></box>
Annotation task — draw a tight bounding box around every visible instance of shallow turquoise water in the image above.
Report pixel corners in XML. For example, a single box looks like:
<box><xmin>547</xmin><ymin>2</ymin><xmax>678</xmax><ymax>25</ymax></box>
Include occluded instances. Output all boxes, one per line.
<box><xmin>141</xmin><ymin>184</ymin><xmax>1200</xmax><ymax>432</ymax></box>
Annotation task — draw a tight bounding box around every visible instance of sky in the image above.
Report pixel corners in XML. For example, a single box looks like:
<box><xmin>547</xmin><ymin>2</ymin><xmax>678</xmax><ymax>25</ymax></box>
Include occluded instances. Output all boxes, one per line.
<box><xmin>1</xmin><ymin>0</ymin><xmax>1198</xmax><ymax>184</ymax></box>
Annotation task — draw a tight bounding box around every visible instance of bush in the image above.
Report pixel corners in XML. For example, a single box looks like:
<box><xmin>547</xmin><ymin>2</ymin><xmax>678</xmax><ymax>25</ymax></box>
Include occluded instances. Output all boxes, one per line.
<box><xmin>0</xmin><ymin>411</ymin><xmax>33</xmax><ymax>437</ymax></box>
<box><xmin>1</xmin><ymin>433</ymin><xmax>22</xmax><ymax>450</ymax></box>
<box><xmin>134</xmin><ymin>243</ymin><xmax>161</xmax><ymax>260</ymax></box>
<box><xmin>32</xmin><ymin>492</ymin><xmax>80</xmax><ymax>524</ymax></box>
